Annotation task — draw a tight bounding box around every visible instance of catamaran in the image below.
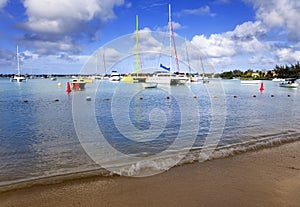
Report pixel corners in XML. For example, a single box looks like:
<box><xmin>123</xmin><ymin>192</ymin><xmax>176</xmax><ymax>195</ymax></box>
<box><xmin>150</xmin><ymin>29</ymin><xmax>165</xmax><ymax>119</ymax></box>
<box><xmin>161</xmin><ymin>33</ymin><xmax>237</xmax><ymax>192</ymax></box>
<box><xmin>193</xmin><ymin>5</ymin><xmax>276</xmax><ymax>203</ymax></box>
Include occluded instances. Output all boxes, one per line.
<box><xmin>11</xmin><ymin>45</ymin><xmax>26</xmax><ymax>83</ymax></box>
<box><xmin>147</xmin><ymin>4</ymin><xmax>189</xmax><ymax>86</ymax></box>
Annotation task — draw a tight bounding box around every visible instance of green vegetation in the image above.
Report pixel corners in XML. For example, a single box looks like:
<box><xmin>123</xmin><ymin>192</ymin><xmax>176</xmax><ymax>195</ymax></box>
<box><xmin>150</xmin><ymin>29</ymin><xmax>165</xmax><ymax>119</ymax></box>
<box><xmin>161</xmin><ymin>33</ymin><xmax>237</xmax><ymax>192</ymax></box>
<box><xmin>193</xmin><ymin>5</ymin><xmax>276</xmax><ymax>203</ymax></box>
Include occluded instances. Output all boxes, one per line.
<box><xmin>219</xmin><ymin>62</ymin><xmax>300</xmax><ymax>80</ymax></box>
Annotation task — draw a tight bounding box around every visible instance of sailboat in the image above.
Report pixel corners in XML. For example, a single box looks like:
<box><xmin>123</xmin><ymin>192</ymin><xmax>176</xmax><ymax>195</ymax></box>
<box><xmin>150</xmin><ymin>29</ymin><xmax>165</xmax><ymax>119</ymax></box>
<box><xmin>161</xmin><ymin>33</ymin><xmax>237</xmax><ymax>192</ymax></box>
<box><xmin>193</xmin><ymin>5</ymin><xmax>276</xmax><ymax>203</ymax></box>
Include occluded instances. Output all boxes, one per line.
<box><xmin>147</xmin><ymin>4</ymin><xmax>189</xmax><ymax>86</ymax></box>
<box><xmin>11</xmin><ymin>45</ymin><xmax>26</xmax><ymax>83</ymax></box>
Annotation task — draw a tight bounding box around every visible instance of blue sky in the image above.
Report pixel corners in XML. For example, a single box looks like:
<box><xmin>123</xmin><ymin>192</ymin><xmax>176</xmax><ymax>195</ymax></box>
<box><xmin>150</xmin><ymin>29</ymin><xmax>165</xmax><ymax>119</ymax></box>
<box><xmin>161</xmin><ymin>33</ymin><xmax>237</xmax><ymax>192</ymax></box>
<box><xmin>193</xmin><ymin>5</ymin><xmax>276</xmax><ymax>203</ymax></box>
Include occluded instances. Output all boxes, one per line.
<box><xmin>0</xmin><ymin>0</ymin><xmax>300</xmax><ymax>74</ymax></box>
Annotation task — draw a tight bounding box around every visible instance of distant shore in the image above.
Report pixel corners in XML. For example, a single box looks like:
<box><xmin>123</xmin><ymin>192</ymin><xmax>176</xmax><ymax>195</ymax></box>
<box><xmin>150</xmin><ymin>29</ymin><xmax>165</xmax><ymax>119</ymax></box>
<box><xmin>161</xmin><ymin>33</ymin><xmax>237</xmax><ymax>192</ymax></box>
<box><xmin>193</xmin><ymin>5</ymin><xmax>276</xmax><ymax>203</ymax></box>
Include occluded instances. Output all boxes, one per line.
<box><xmin>1</xmin><ymin>141</ymin><xmax>300</xmax><ymax>207</ymax></box>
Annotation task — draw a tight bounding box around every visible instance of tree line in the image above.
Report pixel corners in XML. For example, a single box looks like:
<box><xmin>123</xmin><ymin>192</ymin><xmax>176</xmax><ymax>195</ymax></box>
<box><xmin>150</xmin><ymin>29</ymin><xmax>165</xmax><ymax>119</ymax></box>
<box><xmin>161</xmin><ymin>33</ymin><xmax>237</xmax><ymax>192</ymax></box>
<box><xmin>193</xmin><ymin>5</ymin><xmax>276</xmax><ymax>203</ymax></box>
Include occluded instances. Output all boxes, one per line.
<box><xmin>219</xmin><ymin>62</ymin><xmax>300</xmax><ymax>80</ymax></box>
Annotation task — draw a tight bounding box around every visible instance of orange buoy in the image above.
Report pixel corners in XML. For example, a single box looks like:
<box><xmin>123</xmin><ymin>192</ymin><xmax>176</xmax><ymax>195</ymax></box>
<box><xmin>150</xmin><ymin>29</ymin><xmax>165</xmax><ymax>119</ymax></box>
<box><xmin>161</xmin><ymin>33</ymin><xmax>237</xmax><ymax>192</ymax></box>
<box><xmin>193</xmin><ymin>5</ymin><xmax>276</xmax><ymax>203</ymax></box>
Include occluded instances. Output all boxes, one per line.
<box><xmin>193</xmin><ymin>96</ymin><xmax>197</xmax><ymax>99</ymax></box>
<box><xmin>23</xmin><ymin>99</ymin><xmax>28</xmax><ymax>103</ymax></box>
<box><xmin>104</xmin><ymin>98</ymin><xmax>110</xmax><ymax>101</ymax></box>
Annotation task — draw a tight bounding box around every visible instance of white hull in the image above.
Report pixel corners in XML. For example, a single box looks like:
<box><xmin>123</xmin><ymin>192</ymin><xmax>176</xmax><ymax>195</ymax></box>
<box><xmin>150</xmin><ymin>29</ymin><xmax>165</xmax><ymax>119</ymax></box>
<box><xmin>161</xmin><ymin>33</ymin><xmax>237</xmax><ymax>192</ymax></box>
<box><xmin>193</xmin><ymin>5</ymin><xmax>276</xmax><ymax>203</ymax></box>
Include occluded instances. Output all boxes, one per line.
<box><xmin>11</xmin><ymin>76</ymin><xmax>26</xmax><ymax>83</ymax></box>
<box><xmin>240</xmin><ymin>80</ymin><xmax>261</xmax><ymax>84</ymax></box>
<box><xmin>272</xmin><ymin>78</ymin><xmax>285</xmax><ymax>82</ymax></box>
<box><xmin>279</xmin><ymin>82</ymin><xmax>299</xmax><ymax>88</ymax></box>
<box><xmin>142</xmin><ymin>82</ymin><xmax>158</xmax><ymax>88</ymax></box>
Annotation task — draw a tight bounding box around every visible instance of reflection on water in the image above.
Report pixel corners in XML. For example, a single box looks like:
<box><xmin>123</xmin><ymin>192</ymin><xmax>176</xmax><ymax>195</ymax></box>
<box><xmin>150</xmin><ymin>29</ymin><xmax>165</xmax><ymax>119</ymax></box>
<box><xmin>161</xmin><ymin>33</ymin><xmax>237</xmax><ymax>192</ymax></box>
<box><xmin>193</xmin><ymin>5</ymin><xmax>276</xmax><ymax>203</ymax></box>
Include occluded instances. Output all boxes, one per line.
<box><xmin>0</xmin><ymin>78</ymin><xmax>300</xmax><ymax>184</ymax></box>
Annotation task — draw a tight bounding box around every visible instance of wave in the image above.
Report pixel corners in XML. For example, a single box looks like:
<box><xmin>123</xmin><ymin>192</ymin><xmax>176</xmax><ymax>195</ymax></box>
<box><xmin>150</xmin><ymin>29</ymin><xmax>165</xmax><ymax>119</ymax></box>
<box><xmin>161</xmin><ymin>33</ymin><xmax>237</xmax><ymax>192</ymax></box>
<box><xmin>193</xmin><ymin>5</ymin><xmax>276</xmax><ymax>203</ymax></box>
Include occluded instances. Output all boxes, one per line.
<box><xmin>1</xmin><ymin>135</ymin><xmax>299</xmax><ymax>192</ymax></box>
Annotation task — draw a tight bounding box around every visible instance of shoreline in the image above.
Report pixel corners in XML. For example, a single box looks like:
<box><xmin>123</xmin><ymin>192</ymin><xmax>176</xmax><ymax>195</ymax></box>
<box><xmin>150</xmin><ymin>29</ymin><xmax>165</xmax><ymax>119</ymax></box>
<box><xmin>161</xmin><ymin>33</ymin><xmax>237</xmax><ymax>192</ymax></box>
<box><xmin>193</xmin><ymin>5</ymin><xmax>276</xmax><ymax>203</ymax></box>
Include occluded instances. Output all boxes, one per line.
<box><xmin>1</xmin><ymin>141</ymin><xmax>300</xmax><ymax>206</ymax></box>
<box><xmin>1</xmin><ymin>136</ymin><xmax>298</xmax><ymax>193</ymax></box>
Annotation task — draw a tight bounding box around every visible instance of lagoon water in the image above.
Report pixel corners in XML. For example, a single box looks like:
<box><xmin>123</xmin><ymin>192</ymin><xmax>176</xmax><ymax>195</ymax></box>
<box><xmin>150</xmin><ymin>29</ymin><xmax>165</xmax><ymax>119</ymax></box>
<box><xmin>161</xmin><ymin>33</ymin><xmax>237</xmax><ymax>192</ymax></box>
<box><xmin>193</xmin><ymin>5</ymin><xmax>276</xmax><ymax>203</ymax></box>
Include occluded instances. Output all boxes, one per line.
<box><xmin>1</xmin><ymin>78</ymin><xmax>300</xmax><ymax>185</ymax></box>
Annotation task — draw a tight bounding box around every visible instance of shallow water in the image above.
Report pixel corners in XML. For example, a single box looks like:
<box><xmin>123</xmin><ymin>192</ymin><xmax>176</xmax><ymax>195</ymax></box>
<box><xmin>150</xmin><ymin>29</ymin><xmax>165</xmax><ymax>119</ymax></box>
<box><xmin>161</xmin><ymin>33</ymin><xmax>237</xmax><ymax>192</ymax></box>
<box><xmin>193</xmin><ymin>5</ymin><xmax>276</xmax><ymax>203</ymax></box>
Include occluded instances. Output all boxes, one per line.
<box><xmin>0</xmin><ymin>78</ymin><xmax>300</xmax><ymax>184</ymax></box>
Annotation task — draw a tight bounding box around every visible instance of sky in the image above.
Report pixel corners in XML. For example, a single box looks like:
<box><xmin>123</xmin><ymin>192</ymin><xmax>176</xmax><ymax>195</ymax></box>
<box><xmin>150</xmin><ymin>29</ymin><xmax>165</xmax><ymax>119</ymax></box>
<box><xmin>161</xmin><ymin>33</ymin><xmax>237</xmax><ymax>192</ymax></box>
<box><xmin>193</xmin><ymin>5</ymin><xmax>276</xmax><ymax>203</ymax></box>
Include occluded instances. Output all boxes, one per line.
<box><xmin>0</xmin><ymin>0</ymin><xmax>300</xmax><ymax>74</ymax></box>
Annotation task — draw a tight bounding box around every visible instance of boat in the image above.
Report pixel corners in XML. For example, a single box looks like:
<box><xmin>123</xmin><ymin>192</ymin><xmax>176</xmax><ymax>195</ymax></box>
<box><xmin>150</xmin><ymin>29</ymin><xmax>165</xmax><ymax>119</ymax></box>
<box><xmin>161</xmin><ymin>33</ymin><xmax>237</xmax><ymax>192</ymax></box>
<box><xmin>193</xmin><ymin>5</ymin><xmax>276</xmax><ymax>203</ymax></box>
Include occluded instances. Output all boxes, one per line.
<box><xmin>272</xmin><ymin>78</ymin><xmax>285</xmax><ymax>82</ymax></box>
<box><xmin>109</xmin><ymin>71</ymin><xmax>121</xmax><ymax>81</ymax></box>
<box><xmin>279</xmin><ymin>78</ymin><xmax>299</xmax><ymax>88</ymax></box>
<box><xmin>147</xmin><ymin>4</ymin><xmax>189</xmax><ymax>86</ymax></box>
<box><xmin>71</xmin><ymin>79</ymin><xmax>86</xmax><ymax>90</ymax></box>
<box><xmin>240</xmin><ymin>80</ymin><xmax>261</xmax><ymax>84</ymax></box>
<box><xmin>190</xmin><ymin>75</ymin><xmax>199</xmax><ymax>82</ymax></box>
<box><xmin>50</xmin><ymin>77</ymin><xmax>57</xmax><ymax>81</ymax></box>
<box><xmin>202</xmin><ymin>76</ymin><xmax>209</xmax><ymax>84</ymax></box>
<box><xmin>11</xmin><ymin>45</ymin><xmax>26</xmax><ymax>83</ymax></box>
<box><xmin>142</xmin><ymin>82</ymin><xmax>158</xmax><ymax>89</ymax></box>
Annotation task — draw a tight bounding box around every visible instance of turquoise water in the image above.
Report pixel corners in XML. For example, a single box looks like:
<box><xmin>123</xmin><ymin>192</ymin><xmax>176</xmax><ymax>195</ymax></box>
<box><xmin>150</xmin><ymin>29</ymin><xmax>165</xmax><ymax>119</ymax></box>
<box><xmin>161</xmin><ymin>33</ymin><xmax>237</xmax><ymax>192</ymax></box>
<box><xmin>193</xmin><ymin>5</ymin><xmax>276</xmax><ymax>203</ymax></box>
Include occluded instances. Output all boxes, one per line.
<box><xmin>0</xmin><ymin>78</ymin><xmax>300</xmax><ymax>184</ymax></box>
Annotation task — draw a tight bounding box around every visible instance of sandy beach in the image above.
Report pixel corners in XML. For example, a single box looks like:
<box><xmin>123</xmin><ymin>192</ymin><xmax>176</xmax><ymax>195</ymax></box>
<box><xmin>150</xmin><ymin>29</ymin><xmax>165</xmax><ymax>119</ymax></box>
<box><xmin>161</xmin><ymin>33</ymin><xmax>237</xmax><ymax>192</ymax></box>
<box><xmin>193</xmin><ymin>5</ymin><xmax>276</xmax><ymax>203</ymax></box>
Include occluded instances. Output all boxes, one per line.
<box><xmin>1</xmin><ymin>141</ymin><xmax>300</xmax><ymax>207</ymax></box>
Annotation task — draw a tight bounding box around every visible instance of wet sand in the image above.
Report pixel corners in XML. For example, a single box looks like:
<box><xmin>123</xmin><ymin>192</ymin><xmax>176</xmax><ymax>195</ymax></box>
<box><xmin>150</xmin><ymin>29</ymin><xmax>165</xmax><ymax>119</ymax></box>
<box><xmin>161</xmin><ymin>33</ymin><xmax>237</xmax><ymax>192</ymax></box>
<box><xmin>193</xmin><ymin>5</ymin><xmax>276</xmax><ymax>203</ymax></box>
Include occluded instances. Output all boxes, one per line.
<box><xmin>1</xmin><ymin>141</ymin><xmax>300</xmax><ymax>207</ymax></box>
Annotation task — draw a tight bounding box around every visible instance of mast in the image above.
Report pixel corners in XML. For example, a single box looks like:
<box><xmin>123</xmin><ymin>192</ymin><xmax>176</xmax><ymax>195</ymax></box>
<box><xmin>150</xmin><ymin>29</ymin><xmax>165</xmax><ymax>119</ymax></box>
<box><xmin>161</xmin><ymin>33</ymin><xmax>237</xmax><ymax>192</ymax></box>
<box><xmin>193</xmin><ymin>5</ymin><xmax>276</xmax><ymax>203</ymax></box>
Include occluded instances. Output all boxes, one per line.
<box><xmin>169</xmin><ymin>4</ymin><xmax>172</xmax><ymax>75</ymax></box>
<box><xmin>169</xmin><ymin>4</ymin><xmax>180</xmax><ymax>74</ymax></box>
<box><xmin>17</xmin><ymin>45</ymin><xmax>20</xmax><ymax>76</ymax></box>
<box><xmin>136</xmin><ymin>15</ymin><xmax>139</xmax><ymax>77</ymax></box>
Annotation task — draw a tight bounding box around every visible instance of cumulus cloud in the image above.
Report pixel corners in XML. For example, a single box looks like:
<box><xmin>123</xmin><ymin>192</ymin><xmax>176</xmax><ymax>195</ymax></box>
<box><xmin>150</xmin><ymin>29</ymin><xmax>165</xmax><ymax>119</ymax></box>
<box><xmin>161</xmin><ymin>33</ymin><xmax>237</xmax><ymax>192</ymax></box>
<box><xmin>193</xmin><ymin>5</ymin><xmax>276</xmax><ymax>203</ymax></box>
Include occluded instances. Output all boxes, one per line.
<box><xmin>246</xmin><ymin>0</ymin><xmax>300</xmax><ymax>41</ymax></box>
<box><xmin>19</xmin><ymin>0</ymin><xmax>126</xmax><ymax>56</ymax></box>
<box><xmin>23</xmin><ymin>0</ymin><xmax>124</xmax><ymax>34</ymax></box>
<box><xmin>190</xmin><ymin>20</ymin><xmax>271</xmax><ymax>69</ymax></box>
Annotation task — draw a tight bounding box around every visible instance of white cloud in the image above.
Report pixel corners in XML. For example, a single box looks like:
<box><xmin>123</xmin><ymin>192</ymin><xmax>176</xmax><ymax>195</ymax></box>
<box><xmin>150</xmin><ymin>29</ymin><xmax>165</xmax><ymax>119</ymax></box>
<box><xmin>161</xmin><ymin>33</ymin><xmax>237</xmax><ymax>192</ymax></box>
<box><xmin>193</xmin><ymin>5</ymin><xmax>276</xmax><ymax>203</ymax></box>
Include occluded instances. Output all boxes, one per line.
<box><xmin>246</xmin><ymin>0</ymin><xmax>300</xmax><ymax>40</ymax></box>
<box><xmin>275</xmin><ymin>47</ymin><xmax>300</xmax><ymax>62</ymax></box>
<box><xmin>23</xmin><ymin>0</ymin><xmax>125</xmax><ymax>34</ymax></box>
<box><xmin>176</xmin><ymin>6</ymin><xmax>215</xmax><ymax>17</ymax></box>
<box><xmin>0</xmin><ymin>0</ymin><xmax>8</xmax><ymax>9</ymax></box>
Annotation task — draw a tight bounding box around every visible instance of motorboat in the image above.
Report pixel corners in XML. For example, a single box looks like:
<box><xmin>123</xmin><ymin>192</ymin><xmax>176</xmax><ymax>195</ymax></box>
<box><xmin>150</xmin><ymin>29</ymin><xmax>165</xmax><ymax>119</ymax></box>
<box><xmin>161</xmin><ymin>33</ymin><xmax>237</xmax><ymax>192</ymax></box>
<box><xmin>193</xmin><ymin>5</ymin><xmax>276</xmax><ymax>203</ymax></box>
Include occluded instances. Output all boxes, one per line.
<box><xmin>279</xmin><ymin>78</ymin><xmax>299</xmax><ymax>88</ymax></box>
<box><xmin>109</xmin><ymin>71</ymin><xmax>121</xmax><ymax>81</ymax></box>
<box><xmin>71</xmin><ymin>79</ymin><xmax>86</xmax><ymax>90</ymax></box>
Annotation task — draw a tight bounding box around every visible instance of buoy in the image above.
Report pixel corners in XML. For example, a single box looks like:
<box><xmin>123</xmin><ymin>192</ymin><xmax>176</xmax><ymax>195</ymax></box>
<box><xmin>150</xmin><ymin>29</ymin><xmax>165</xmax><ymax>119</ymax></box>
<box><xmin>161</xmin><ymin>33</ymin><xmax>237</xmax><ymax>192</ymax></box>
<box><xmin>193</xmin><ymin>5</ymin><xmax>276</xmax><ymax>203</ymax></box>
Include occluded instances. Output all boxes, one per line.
<box><xmin>288</xmin><ymin>94</ymin><xmax>291</xmax><ymax>97</ymax></box>
<box><xmin>271</xmin><ymin>94</ymin><xmax>274</xmax><ymax>97</ymax></box>
<box><xmin>55</xmin><ymin>98</ymin><xmax>59</xmax><ymax>102</ymax></box>
<box><xmin>213</xmin><ymin>96</ymin><xmax>218</xmax><ymax>98</ymax></box>
<box><xmin>139</xmin><ymin>96</ymin><xmax>143</xmax><ymax>100</ymax></box>
<box><xmin>253</xmin><ymin>95</ymin><xmax>256</xmax><ymax>98</ymax></box>
<box><xmin>233</xmin><ymin>95</ymin><xmax>237</xmax><ymax>98</ymax></box>
<box><xmin>260</xmin><ymin>82</ymin><xmax>264</xmax><ymax>92</ymax></box>
<box><xmin>23</xmin><ymin>99</ymin><xmax>28</xmax><ymax>103</ymax></box>
<box><xmin>166</xmin><ymin>96</ymin><xmax>170</xmax><ymax>99</ymax></box>
<box><xmin>193</xmin><ymin>96</ymin><xmax>197</xmax><ymax>99</ymax></box>
<box><xmin>86</xmin><ymin>96</ymin><xmax>91</xmax><ymax>101</ymax></box>
<box><xmin>66</xmin><ymin>82</ymin><xmax>71</xmax><ymax>93</ymax></box>
<box><xmin>104</xmin><ymin>98</ymin><xmax>110</xmax><ymax>101</ymax></box>
<box><xmin>57</xmin><ymin>82</ymin><xmax>62</xmax><ymax>88</ymax></box>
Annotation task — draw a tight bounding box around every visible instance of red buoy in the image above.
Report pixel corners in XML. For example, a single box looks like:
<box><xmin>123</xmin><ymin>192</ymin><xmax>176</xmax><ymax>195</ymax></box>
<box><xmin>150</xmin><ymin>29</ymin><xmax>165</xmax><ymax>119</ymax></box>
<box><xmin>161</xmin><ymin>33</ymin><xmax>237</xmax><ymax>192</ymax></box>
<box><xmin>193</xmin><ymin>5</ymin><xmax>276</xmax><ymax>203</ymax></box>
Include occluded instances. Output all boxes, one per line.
<box><xmin>260</xmin><ymin>82</ymin><xmax>264</xmax><ymax>92</ymax></box>
<box><xmin>66</xmin><ymin>82</ymin><xmax>71</xmax><ymax>93</ymax></box>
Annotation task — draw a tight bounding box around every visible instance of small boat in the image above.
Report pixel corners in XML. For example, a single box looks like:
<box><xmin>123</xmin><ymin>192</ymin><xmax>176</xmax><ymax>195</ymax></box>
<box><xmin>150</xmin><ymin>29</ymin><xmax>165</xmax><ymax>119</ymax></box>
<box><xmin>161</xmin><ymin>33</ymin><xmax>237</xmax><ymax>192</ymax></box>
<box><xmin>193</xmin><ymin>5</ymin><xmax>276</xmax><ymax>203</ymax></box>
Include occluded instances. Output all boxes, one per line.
<box><xmin>142</xmin><ymin>82</ymin><xmax>158</xmax><ymax>89</ymax></box>
<box><xmin>71</xmin><ymin>79</ymin><xmax>86</xmax><ymax>90</ymax></box>
<box><xmin>272</xmin><ymin>78</ymin><xmax>285</xmax><ymax>82</ymax></box>
<box><xmin>279</xmin><ymin>78</ymin><xmax>299</xmax><ymax>88</ymax></box>
<box><xmin>190</xmin><ymin>75</ymin><xmax>199</xmax><ymax>82</ymax></box>
<box><xmin>11</xmin><ymin>45</ymin><xmax>26</xmax><ymax>83</ymax></box>
<box><xmin>109</xmin><ymin>71</ymin><xmax>121</xmax><ymax>81</ymax></box>
<box><xmin>240</xmin><ymin>80</ymin><xmax>261</xmax><ymax>84</ymax></box>
<box><xmin>202</xmin><ymin>77</ymin><xmax>209</xmax><ymax>84</ymax></box>
<box><xmin>50</xmin><ymin>77</ymin><xmax>57</xmax><ymax>81</ymax></box>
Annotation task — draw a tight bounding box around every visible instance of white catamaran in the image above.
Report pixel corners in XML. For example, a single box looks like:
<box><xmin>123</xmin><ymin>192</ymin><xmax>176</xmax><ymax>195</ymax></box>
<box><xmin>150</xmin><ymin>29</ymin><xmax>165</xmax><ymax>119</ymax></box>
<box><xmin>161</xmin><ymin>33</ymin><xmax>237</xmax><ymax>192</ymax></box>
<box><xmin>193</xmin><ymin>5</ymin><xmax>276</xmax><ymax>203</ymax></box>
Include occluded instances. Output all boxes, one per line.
<box><xmin>147</xmin><ymin>4</ymin><xmax>189</xmax><ymax>86</ymax></box>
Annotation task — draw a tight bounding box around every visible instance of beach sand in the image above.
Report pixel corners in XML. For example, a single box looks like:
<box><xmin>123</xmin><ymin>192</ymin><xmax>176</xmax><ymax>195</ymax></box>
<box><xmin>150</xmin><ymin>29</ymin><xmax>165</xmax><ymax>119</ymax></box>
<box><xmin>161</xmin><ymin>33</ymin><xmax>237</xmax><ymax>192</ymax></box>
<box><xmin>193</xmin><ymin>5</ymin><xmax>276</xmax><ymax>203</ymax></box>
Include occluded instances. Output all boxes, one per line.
<box><xmin>1</xmin><ymin>141</ymin><xmax>300</xmax><ymax>207</ymax></box>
